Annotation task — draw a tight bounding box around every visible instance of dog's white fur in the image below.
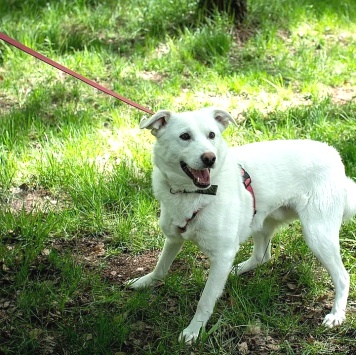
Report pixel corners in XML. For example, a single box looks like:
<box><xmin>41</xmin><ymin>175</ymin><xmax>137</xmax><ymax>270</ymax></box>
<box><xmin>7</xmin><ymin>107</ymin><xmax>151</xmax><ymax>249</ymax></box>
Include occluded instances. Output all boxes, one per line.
<box><xmin>128</xmin><ymin>107</ymin><xmax>356</xmax><ymax>343</ymax></box>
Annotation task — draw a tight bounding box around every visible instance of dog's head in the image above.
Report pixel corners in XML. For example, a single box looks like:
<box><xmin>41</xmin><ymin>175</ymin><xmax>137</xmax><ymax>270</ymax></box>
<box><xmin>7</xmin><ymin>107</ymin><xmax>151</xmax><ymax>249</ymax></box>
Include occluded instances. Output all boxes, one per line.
<box><xmin>140</xmin><ymin>107</ymin><xmax>237</xmax><ymax>189</ymax></box>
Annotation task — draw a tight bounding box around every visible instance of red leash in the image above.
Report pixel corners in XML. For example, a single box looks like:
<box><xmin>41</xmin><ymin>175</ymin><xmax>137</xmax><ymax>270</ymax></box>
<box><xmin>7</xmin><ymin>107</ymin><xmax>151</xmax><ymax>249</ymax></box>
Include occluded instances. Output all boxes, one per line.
<box><xmin>0</xmin><ymin>32</ymin><xmax>154</xmax><ymax>115</ymax></box>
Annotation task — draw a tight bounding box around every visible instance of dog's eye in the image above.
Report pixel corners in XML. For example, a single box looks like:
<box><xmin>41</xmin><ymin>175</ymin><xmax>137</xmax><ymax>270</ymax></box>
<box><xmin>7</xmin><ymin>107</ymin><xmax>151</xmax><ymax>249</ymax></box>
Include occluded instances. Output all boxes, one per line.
<box><xmin>208</xmin><ymin>132</ymin><xmax>215</xmax><ymax>139</ymax></box>
<box><xmin>180</xmin><ymin>133</ymin><xmax>191</xmax><ymax>141</ymax></box>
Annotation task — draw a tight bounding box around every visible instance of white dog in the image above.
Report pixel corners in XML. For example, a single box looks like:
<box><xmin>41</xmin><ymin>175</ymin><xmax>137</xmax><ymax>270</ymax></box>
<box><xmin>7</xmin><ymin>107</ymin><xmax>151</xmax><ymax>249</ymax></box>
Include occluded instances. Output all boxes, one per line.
<box><xmin>128</xmin><ymin>107</ymin><xmax>356</xmax><ymax>343</ymax></box>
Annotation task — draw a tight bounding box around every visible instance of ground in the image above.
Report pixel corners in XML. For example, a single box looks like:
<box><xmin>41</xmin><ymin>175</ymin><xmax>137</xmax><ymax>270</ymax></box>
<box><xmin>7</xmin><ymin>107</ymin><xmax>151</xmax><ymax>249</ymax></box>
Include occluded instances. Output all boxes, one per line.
<box><xmin>1</xmin><ymin>185</ymin><xmax>355</xmax><ymax>354</ymax></box>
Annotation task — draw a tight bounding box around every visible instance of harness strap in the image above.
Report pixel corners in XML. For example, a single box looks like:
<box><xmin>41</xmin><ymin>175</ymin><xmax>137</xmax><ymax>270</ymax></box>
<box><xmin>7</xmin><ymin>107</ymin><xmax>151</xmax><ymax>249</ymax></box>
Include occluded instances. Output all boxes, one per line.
<box><xmin>178</xmin><ymin>210</ymin><xmax>199</xmax><ymax>233</ymax></box>
<box><xmin>177</xmin><ymin>167</ymin><xmax>256</xmax><ymax>233</ymax></box>
<box><xmin>241</xmin><ymin>167</ymin><xmax>257</xmax><ymax>215</ymax></box>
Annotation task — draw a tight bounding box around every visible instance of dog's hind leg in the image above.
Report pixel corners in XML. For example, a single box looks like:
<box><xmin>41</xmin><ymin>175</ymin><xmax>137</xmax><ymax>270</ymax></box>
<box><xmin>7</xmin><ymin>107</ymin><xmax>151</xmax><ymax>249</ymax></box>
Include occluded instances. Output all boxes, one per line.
<box><xmin>235</xmin><ymin>218</ymin><xmax>281</xmax><ymax>275</ymax></box>
<box><xmin>300</xmin><ymin>214</ymin><xmax>350</xmax><ymax>328</ymax></box>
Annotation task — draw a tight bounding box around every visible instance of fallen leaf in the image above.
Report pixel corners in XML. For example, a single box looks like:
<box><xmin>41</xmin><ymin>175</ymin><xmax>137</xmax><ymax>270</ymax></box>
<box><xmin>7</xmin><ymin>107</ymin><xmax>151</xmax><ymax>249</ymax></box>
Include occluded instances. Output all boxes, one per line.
<box><xmin>2</xmin><ymin>301</ymin><xmax>11</xmax><ymax>309</ymax></box>
<box><xmin>267</xmin><ymin>344</ymin><xmax>280</xmax><ymax>351</ymax></box>
<box><xmin>85</xmin><ymin>333</ymin><xmax>93</xmax><ymax>341</ymax></box>
<box><xmin>307</xmin><ymin>336</ymin><xmax>315</xmax><ymax>344</ymax></box>
<box><xmin>287</xmin><ymin>283</ymin><xmax>297</xmax><ymax>290</ymax></box>
<box><xmin>246</xmin><ymin>320</ymin><xmax>262</xmax><ymax>335</ymax></box>
<box><xmin>238</xmin><ymin>341</ymin><xmax>249</xmax><ymax>354</ymax></box>
<box><xmin>29</xmin><ymin>328</ymin><xmax>42</xmax><ymax>339</ymax></box>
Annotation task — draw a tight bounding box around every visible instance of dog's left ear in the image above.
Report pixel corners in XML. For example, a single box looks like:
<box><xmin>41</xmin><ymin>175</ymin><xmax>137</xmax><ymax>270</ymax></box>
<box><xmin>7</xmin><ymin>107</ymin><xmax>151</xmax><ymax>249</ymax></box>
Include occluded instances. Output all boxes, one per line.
<box><xmin>139</xmin><ymin>110</ymin><xmax>171</xmax><ymax>136</ymax></box>
<box><xmin>213</xmin><ymin>109</ymin><xmax>238</xmax><ymax>131</ymax></box>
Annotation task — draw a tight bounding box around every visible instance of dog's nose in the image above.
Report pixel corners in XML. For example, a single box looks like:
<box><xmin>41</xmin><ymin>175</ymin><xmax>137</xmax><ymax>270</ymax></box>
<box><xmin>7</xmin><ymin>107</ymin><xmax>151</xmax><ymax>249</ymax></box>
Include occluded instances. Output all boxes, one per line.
<box><xmin>201</xmin><ymin>152</ymin><xmax>216</xmax><ymax>167</ymax></box>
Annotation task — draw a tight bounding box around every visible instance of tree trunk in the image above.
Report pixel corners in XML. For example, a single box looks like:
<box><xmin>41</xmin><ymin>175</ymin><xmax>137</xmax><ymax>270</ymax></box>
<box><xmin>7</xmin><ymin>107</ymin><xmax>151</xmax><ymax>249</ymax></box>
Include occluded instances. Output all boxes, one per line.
<box><xmin>198</xmin><ymin>0</ymin><xmax>247</xmax><ymax>23</ymax></box>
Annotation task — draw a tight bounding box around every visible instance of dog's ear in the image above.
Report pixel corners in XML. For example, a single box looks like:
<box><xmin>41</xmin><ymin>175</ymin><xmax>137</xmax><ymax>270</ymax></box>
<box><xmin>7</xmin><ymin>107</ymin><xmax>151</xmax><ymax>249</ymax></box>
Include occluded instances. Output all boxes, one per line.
<box><xmin>139</xmin><ymin>110</ymin><xmax>171</xmax><ymax>136</ymax></box>
<box><xmin>213</xmin><ymin>109</ymin><xmax>237</xmax><ymax>130</ymax></box>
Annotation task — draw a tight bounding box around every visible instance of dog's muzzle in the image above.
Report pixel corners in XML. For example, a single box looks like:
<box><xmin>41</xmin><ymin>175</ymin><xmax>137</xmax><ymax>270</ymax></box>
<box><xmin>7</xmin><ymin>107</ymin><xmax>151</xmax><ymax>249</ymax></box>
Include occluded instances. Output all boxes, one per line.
<box><xmin>180</xmin><ymin>161</ymin><xmax>211</xmax><ymax>188</ymax></box>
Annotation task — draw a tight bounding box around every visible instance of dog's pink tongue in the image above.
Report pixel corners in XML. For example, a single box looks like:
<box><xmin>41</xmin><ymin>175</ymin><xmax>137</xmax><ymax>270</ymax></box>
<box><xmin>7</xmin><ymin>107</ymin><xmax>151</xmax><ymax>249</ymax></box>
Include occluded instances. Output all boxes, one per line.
<box><xmin>191</xmin><ymin>168</ymin><xmax>210</xmax><ymax>184</ymax></box>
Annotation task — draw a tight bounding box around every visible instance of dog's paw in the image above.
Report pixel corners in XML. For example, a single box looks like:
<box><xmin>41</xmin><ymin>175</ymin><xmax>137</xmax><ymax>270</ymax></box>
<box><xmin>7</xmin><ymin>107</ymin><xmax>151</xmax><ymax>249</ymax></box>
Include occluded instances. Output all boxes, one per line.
<box><xmin>126</xmin><ymin>273</ymin><xmax>157</xmax><ymax>289</ymax></box>
<box><xmin>178</xmin><ymin>328</ymin><xmax>200</xmax><ymax>345</ymax></box>
<box><xmin>233</xmin><ymin>261</ymin><xmax>247</xmax><ymax>276</ymax></box>
<box><xmin>233</xmin><ymin>260</ymin><xmax>256</xmax><ymax>276</ymax></box>
<box><xmin>322</xmin><ymin>312</ymin><xmax>346</xmax><ymax>328</ymax></box>
<box><xmin>178</xmin><ymin>323</ymin><xmax>204</xmax><ymax>344</ymax></box>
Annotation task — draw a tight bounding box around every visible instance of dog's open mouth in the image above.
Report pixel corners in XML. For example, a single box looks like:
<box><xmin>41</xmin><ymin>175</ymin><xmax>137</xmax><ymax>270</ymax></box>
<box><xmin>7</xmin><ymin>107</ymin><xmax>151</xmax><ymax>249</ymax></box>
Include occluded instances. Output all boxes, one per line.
<box><xmin>180</xmin><ymin>161</ymin><xmax>211</xmax><ymax>188</ymax></box>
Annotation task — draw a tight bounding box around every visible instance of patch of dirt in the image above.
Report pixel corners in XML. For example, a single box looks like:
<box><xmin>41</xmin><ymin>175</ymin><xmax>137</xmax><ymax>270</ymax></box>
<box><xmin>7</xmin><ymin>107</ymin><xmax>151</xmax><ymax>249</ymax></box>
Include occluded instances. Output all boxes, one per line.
<box><xmin>101</xmin><ymin>251</ymin><xmax>161</xmax><ymax>283</ymax></box>
<box><xmin>174</xmin><ymin>85</ymin><xmax>356</xmax><ymax>123</ymax></box>
<box><xmin>48</xmin><ymin>235</ymin><xmax>191</xmax><ymax>284</ymax></box>
<box><xmin>237</xmin><ymin>328</ymin><xmax>282</xmax><ymax>354</ymax></box>
<box><xmin>136</xmin><ymin>70</ymin><xmax>167</xmax><ymax>84</ymax></box>
<box><xmin>61</xmin><ymin>237</ymin><xmax>161</xmax><ymax>282</ymax></box>
<box><xmin>174</xmin><ymin>89</ymin><xmax>313</xmax><ymax>121</ymax></box>
<box><xmin>0</xmin><ymin>93</ymin><xmax>17</xmax><ymax>114</ymax></box>
<box><xmin>328</xmin><ymin>86</ymin><xmax>356</xmax><ymax>104</ymax></box>
<box><xmin>3</xmin><ymin>185</ymin><xmax>70</xmax><ymax>213</ymax></box>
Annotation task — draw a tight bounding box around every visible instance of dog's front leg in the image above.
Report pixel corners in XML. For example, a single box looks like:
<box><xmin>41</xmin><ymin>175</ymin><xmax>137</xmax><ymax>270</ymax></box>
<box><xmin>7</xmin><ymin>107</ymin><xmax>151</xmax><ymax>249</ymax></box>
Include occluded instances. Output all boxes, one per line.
<box><xmin>179</xmin><ymin>254</ymin><xmax>234</xmax><ymax>344</ymax></box>
<box><xmin>128</xmin><ymin>236</ymin><xmax>184</xmax><ymax>288</ymax></box>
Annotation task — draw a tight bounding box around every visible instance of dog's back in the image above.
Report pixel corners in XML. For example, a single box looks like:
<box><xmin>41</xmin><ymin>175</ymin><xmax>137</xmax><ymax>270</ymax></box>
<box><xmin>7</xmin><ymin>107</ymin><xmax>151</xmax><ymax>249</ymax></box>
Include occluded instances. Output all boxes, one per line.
<box><xmin>232</xmin><ymin>139</ymin><xmax>356</xmax><ymax>221</ymax></box>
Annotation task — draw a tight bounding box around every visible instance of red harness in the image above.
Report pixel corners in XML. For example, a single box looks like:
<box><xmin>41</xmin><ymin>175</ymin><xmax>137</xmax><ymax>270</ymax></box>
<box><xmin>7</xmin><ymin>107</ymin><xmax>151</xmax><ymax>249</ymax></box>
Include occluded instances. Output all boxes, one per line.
<box><xmin>241</xmin><ymin>167</ymin><xmax>256</xmax><ymax>214</ymax></box>
<box><xmin>178</xmin><ymin>167</ymin><xmax>256</xmax><ymax>233</ymax></box>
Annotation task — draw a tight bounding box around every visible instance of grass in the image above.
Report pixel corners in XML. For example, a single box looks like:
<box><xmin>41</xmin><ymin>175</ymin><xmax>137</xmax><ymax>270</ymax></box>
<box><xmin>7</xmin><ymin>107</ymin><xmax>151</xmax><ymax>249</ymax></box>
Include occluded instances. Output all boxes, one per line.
<box><xmin>0</xmin><ymin>0</ymin><xmax>356</xmax><ymax>353</ymax></box>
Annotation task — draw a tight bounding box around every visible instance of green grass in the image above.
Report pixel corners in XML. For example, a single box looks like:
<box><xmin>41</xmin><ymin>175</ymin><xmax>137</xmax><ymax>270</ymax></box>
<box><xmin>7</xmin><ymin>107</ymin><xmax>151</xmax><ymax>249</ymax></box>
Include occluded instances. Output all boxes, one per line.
<box><xmin>1</xmin><ymin>0</ymin><xmax>356</xmax><ymax>353</ymax></box>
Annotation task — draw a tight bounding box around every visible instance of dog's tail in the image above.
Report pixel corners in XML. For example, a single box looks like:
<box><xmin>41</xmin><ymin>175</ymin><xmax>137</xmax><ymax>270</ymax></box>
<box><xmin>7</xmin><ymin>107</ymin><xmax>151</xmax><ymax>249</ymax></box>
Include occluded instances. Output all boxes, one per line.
<box><xmin>343</xmin><ymin>177</ymin><xmax>356</xmax><ymax>221</ymax></box>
